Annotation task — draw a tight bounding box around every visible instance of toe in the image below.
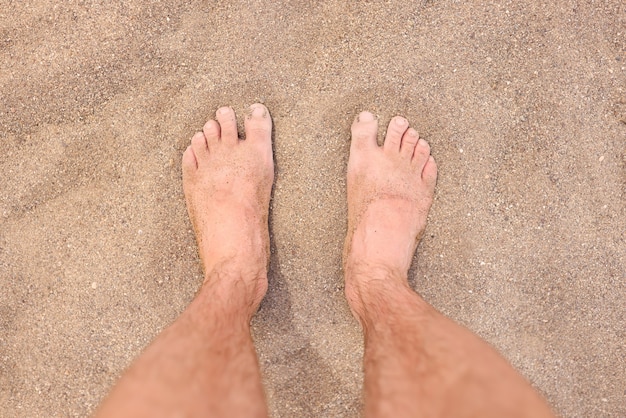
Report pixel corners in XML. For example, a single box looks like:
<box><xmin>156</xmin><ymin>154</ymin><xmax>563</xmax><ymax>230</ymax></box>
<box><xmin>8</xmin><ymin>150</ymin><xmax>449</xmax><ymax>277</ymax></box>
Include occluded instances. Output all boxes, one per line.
<box><xmin>215</xmin><ymin>106</ymin><xmax>239</xmax><ymax>145</ymax></box>
<box><xmin>182</xmin><ymin>145</ymin><xmax>197</xmax><ymax>175</ymax></box>
<box><xmin>400</xmin><ymin>128</ymin><xmax>419</xmax><ymax>159</ymax></box>
<box><xmin>351</xmin><ymin>111</ymin><xmax>378</xmax><ymax>150</ymax></box>
<box><xmin>422</xmin><ymin>155</ymin><xmax>438</xmax><ymax>188</ymax></box>
<box><xmin>203</xmin><ymin>119</ymin><xmax>221</xmax><ymax>147</ymax></box>
<box><xmin>384</xmin><ymin>116</ymin><xmax>409</xmax><ymax>154</ymax></box>
<box><xmin>190</xmin><ymin>132</ymin><xmax>209</xmax><ymax>162</ymax></box>
<box><xmin>412</xmin><ymin>138</ymin><xmax>431</xmax><ymax>171</ymax></box>
<box><xmin>244</xmin><ymin>103</ymin><xmax>272</xmax><ymax>145</ymax></box>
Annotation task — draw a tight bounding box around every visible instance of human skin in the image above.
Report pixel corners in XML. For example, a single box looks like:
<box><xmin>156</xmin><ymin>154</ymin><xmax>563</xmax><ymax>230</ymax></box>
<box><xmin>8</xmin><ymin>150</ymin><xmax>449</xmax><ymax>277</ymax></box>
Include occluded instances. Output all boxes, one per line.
<box><xmin>344</xmin><ymin>111</ymin><xmax>556</xmax><ymax>418</ymax></box>
<box><xmin>95</xmin><ymin>105</ymin><xmax>556</xmax><ymax>418</ymax></box>
<box><xmin>94</xmin><ymin>104</ymin><xmax>273</xmax><ymax>418</ymax></box>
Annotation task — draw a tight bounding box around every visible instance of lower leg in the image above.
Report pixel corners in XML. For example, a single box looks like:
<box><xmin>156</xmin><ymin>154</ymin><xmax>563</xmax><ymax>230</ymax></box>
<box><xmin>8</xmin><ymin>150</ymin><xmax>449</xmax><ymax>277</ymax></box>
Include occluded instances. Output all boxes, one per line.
<box><xmin>96</xmin><ymin>104</ymin><xmax>274</xmax><ymax>418</ymax></box>
<box><xmin>96</xmin><ymin>279</ymin><xmax>267</xmax><ymax>417</ymax></box>
<box><xmin>353</xmin><ymin>276</ymin><xmax>554</xmax><ymax>418</ymax></box>
<box><xmin>344</xmin><ymin>112</ymin><xmax>555</xmax><ymax>418</ymax></box>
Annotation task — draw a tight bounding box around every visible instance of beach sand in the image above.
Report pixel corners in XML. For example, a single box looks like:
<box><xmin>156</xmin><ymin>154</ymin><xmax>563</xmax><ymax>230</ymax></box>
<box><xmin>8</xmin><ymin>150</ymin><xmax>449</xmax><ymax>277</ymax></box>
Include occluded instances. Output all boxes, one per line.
<box><xmin>1</xmin><ymin>1</ymin><xmax>625</xmax><ymax>416</ymax></box>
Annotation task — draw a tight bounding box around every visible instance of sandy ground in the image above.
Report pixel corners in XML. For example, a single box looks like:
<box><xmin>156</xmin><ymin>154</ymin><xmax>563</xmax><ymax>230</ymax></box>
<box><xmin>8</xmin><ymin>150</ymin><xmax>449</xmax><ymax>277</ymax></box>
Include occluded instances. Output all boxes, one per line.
<box><xmin>1</xmin><ymin>0</ymin><xmax>625</xmax><ymax>416</ymax></box>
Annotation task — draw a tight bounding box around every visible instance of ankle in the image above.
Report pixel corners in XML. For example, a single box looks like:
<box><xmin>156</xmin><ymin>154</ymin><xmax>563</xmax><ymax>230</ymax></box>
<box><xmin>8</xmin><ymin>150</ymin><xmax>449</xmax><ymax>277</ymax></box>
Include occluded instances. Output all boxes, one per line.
<box><xmin>343</xmin><ymin>260</ymin><xmax>409</xmax><ymax>305</ymax></box>
<box><xmin>203</xmin><ymin>257</ymin><xmax>268</xmax><ymax>285</ymax></box>
<box><xmin>196</xmin><ymin>268</ymin><xmax>268</xmax><ymax>321</ymax></box>
<box><xmin>344</xmin><ymin>264</ymin><xmax>427</xmax><ymax>327</ymax></box>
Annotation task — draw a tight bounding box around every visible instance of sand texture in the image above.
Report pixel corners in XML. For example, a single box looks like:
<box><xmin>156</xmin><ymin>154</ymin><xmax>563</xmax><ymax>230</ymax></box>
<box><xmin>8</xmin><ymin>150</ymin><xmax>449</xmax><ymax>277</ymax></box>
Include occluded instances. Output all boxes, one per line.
<box><xmin>1</xmin><ymin>0</ymin><xmax>625</xmax><ymax>416</ymax></box>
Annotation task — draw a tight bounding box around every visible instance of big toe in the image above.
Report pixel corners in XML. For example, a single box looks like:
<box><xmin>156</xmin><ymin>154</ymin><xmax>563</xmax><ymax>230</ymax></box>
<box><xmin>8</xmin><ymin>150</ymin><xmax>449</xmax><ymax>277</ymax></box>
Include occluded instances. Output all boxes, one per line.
<box><xmin>244</xmin><ymin>103</ymin><xmax>272</xmax><ymax>145</ymax></box>
<box><xmin>351</xmin><ymin>111</ymin><xmax>378</xmax><ymax>151</ymax></box>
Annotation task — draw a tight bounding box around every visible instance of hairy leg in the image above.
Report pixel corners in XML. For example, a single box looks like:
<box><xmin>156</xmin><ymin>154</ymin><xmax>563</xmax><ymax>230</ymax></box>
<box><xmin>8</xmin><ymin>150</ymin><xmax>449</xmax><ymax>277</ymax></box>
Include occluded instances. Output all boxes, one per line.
<box><xmin>96</xmin><ymin>104</ymin><xmax>273</xmax><ymax>418</ymax></box>
<box><xmin>344</xmin><ymin>112</ymin><xmax>556</xmax><ymax>418</ymax></box>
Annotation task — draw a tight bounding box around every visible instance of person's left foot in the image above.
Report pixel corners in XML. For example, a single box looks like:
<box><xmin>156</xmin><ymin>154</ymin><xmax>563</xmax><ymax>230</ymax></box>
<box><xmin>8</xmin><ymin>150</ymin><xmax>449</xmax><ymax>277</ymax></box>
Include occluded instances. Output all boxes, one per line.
<box><xmin>343</xmin><ymin>112</ymin><xmax>437</xmax><ymax>320</ymax></box>
<box><xmin>182</xmin><ymin>104</ymin><xmax>273</xmax><ymax>317</ymax></box>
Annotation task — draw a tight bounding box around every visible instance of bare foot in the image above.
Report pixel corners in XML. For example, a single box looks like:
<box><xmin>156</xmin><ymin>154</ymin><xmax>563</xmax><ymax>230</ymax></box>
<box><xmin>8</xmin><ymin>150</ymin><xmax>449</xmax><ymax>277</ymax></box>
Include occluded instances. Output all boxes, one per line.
<box><xmin>182</xmin><ymin>104</ymin><xmax>273</xmax><ymax>317</ymax></box>
<box><xmin>343</xmin><ymin>111</ymin><xmax>437</xmax><ymax>318</ymax></box>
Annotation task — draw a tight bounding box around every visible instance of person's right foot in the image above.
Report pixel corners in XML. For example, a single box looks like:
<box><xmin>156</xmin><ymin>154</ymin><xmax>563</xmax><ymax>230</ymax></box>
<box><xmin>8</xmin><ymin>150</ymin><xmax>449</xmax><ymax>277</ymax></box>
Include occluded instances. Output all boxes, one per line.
<box><xmin>343</xmin><ymin>111</ymin><xmax>437</xmax><ymax>318</ymax></box>
<box><xmin>182</xmin><ymin>104</ymin><xmax>273</xmax><ymax>318</ymax></box>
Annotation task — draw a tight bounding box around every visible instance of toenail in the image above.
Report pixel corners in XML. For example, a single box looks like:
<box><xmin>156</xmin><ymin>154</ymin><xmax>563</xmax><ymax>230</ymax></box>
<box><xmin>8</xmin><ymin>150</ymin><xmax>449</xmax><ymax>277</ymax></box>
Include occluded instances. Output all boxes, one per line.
<box><xmin>418</xmin><ymin>138</ymin><xmax>428</xmax><ymax>147</ymax></box>
<box><xmin>396</xmin><ymin>117</ymin><xmax>408</xmax><ymax>126</ymax></box>
<box><xmin>218</xmin><ymin>106</ymin><xmax>231</xmax><ymax>114</ymax></box>
<box><xmin>250</xmin><ymin>104</ymin><xmax>266</xmax><ymax>118</ymax></box>
<box><xmin>408</xmin><ymin>128</ymin><xmax>418</xmax><ymax>137</ymax></box>
<box><xmin>358</xmin><ymin>112</ymin><xmax>375</xmax><ymax>122</ymax></box>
